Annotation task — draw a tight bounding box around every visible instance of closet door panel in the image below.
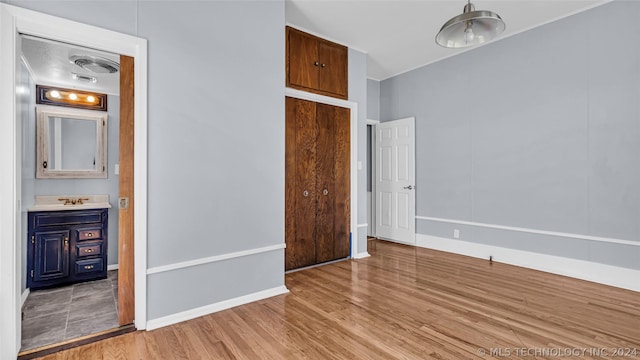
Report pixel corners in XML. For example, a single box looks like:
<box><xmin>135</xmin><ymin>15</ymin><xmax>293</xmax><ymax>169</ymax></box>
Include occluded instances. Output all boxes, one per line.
<box><xmin>315</xmin><ymin>104</ymin><xmax>337</xmax><ymax>263</ymax></box>
<box><xmin>287</xmin><ymin>28</ymin><xmax>319</xmax><ymax>91</ymax></box>
<box><xmin>332</xmin><ymin>105</ymin><xmax>351</xmax><ymax>259</ymax></box>
<box><xmin>318</xmin><ymin>41</ymin><xmax>348</xmax><ymax>98</ymax></box>
<box><xmin>285</xmin><ymin>97</ymin><xmax>318</xmax><ymax>270</ymax></box>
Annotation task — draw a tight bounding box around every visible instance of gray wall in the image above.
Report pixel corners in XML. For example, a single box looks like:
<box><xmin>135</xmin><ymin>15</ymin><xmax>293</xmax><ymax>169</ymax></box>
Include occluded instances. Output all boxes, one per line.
<box><xmin>348</xmin><ymin>48</ymin><xmax>368</xmax><ymax>255</ymax></box>
<box><xmin>366</xmin><ymin>79</ymin><xmax>380</xmax><ymax>193</ymax></box>
<box><xmin>7</xmin><ymin>0</ymin><xmax>287</xmax><ymax>320</ymax></box>
<box><xmin>367</xmin><ymin>79</ymin><xmax>380</xmax><ymax>121</ymax></box>
<box><xmin>380</xmin><ymin>0</ymin><xmax>640</xmax><ymax>269</ymax></box>
<box><xmin>19</xmin><ymin>61</ymin><xmax>121</xmax><ymax>291</ymax></box>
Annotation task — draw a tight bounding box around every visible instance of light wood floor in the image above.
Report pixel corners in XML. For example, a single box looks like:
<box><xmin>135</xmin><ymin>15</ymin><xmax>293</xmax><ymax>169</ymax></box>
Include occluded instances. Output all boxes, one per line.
<box><xmin>36</xmin><ymin>239</ymin><xmax>640</xmax><ymax>359</ymax></box>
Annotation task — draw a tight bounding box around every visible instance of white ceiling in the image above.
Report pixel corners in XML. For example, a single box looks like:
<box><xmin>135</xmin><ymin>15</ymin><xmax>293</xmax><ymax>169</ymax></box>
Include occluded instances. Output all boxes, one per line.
<box><xmin>286</xmin><ymin>0</ymin><xmax>608</xmax><ymax>80</ymax></box>
<box><xmin>19</xmin><ymin>1</ymin><xmax>609</xmax><ymax>89</ymax></box>
<box><xmin>21</xmin><ymin>36</ymin><xmax>120</xmax><ymax>95</ymax></box>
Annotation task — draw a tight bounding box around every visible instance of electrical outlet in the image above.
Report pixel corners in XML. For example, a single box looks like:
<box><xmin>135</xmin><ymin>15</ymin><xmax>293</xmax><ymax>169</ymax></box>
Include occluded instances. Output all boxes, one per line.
<box><xmin>453</xmin><ymin>229</ymin><xmax>460</xmax><ymax>239</ymax></box>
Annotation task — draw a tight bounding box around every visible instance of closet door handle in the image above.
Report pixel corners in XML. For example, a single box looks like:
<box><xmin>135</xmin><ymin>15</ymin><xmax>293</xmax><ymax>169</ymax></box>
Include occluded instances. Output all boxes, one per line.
<box><xmin>313</xmin><ymin>61</ymin><xmax>319</xmax><ymax>67</ymax></box>
<box><xmin>323</xmin><ymin>189</ymin><xmax>329</xmax><ymax>196</ymax></box>
<box><xmin>320</xmin><ymin>63</ymin><xmax>326</xmax><ymax>68</ymax></box>
<box><xmin>403</xmin><ymin>185</ymin><xmax>414</xmax><ymax>190</ymax></box>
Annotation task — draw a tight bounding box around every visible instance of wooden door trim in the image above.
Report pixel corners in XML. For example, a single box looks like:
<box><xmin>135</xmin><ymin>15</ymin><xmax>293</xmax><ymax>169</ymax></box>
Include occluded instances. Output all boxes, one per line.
<box><xmin>118</xmin><ymin>55</ymin><xmax>135</xmax><ymax>325</ymax></box>
<box><xmin>284</xmin><ymin>87</ymin><xmax>362</xmax><ymax>259</ymax></box>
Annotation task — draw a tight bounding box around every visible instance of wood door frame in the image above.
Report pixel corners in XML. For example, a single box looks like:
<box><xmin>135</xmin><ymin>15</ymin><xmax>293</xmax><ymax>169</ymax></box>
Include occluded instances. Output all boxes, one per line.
<box><xmin>0</xmin><ymin>4</ymin><xmax>148</xmax><ymax>357</ymax></box>
<box><xmin>285</xmin><ymin>88</ymin><xmax>359</xmax><ymax>259</ymax></box>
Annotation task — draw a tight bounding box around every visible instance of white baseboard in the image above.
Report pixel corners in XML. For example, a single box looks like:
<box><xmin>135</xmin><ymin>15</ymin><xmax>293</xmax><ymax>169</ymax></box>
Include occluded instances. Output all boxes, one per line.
<box><xmin>107</xmin><ymin>264</ymin><xmax>119</xmax><ymax>271</ymax></box>
<box><xmin>353</xmin><ymin>252</ymin><xmax>370</xmax><ymax>259</ymax></box>
<box><xmin>416</xmin><ymin>234</ymin><xmax>640</xmax><ymax>292</ymax></box>
<box><xmin>146</xmin><ymin>285</ymin><xmax>289</xmax><ymax>331</ymax></box>
<box><xmin>21</xmin><ymin>289</ymin><xmax>30</xmax><ymax>307</ymax></box>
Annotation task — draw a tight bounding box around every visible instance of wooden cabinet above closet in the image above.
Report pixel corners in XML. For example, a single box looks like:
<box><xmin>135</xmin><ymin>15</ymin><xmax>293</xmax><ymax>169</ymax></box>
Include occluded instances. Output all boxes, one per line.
<box><xmin>286</xmin><ymin>26</ymin><xmax>348</xmax><ymax>100</ymax></box>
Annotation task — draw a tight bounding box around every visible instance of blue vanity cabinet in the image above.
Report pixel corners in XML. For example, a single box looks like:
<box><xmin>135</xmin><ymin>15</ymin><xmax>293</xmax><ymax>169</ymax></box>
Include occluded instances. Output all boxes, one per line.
<box><xmin>33</xmin><ymin>230</ymin><xmax>70</xmax><ymax>282</ymax></box>
<box><xmin>27</xmin><ymin>208</ymin><xmax>108</xmax><ymax>289</ymax></box>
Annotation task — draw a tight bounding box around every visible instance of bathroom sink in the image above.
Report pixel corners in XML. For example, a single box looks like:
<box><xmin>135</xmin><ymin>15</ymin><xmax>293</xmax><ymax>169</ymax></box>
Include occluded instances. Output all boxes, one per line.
<box><xmin>28</xmin><ymin>195</ymin><xmax>112</xmax><ymax>211</ymax></box>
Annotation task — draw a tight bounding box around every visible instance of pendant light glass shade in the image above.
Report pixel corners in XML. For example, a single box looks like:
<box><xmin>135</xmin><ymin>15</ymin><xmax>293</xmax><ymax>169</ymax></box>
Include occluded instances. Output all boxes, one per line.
<box><xmin>436</xmin><ymin>1</ymin><xmax>505</xmax><ymax>48</ymax></box>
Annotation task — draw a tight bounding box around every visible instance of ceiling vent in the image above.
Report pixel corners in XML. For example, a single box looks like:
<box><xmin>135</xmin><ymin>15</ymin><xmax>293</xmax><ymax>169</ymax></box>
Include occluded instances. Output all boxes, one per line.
<box><xmin>69</xmin><ymin>55</ymin><xmax>119</xmax><ymax>74</ymax></box>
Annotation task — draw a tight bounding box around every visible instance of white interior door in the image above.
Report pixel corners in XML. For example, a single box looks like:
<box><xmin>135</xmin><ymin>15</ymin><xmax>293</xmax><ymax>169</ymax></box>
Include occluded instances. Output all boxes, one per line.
<box><xmin>375</xmin><ymin>117</ymin><xmax>415</xmax><ymax>245</ymax></box>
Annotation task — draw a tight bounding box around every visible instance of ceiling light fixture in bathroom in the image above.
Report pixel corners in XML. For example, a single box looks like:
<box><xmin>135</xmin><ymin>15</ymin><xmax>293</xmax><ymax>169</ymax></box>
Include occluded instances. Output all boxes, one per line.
<box><xmin>69</xmin><ymin>55</ymin><xmax>120</xmax><ymax>74</ymax></box>
<box><xmin>72</xmin><ymin>73</ymin><xmax>98</xmax><ymax>83</ymax></box>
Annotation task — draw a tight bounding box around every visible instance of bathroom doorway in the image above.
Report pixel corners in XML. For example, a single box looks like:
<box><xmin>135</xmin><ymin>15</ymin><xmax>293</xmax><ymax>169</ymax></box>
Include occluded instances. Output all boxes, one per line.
<box><xmin>17</xmin><ymin>35</ymin><xmax>134</xmax><ymax>354</ymax></box>
<box><xmin>0</xmin><ymin>5</ymin><xmax>148</xmax><ymax>358</ymax></box>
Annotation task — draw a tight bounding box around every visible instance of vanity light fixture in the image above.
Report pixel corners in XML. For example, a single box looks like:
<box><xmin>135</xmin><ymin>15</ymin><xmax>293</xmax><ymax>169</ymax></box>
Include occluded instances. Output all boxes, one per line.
<box><xmin>435</xmin><ymin>0</ymin><xmax>505</xmax><ymax>48</ymax></box>
<box><xmin>36</xmin><ymin>85</ymin><xmax>107</xmax><ymax>111</ymax></box>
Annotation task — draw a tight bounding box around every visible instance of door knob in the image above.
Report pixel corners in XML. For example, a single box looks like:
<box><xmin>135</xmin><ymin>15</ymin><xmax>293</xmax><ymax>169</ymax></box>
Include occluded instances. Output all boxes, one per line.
<box><xmin>313</xmin><ymin>61</ymin><xmax>319</xmax><ymax>66</ymax></box>
<box><xmin>303</xmin><ymin>190</ymin><xmax>309</xmax><ymax>197</ymax></box>
<box><xmin>323</xmin><ymin>189</ymin><xmax>329</xmax><ymax>196</ymax></box>
<box><xmin>403</xmin><ymin>185</ymin><xmax>414</xmax><ymax>190</ymax></box>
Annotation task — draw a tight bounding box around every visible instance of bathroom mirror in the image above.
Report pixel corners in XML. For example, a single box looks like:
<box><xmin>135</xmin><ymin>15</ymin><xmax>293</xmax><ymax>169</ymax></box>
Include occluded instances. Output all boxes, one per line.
<box><xmin>36</xmin><ymin>105</ymin><xmax>108</xmax><ymax>178</ymax></box>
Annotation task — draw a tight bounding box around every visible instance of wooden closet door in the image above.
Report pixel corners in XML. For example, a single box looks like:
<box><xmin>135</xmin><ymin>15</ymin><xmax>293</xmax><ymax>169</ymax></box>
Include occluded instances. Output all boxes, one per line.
<box><xmin>285</xmin><ymin>97</ymin><xmax>318</xmax><ymax>270</ymax></box>
<box><xmin>318</xmin><ymin>41</ymin><xmax>348</xmax><ymax>98</ymax></box>
<box><xmin>315</xmin><ymin>103</ymin><xmax>350</xmax><ymax>263</ymax></box>
<box><xmin>287</xmin><ymin>29</ymin><xmax>319</xmax><ymax>91</ymax></box>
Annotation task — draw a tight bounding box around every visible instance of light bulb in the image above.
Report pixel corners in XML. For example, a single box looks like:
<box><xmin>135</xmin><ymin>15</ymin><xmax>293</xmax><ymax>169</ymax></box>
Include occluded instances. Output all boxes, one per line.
<box><xmin>49</xmin><ymin>90</ymin><xmax>61</xmax><ymax>98</ymax></box>
<box><xmin>87</xmin><ymin>95</ymin><xmax>95</xmax><ymax>102</ymax></box>
<box><xmin>69</xmin><ymin>93</ymin><xmax>78</xmax><ymax>100</ymax></box>
<box><xmin>464</xmin><ymin>23</ymin><xmax>475</xmax><ymax>43</ymax></box>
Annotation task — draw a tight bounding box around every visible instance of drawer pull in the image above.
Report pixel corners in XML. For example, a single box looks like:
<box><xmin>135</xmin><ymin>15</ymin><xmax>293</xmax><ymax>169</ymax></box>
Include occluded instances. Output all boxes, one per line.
<box><xmin>85</xmin><ymin>249</ymin><xmax>93</xmax><ymax>253</ymax></box>
<box><xmin>86</xmin><ymin>232</ymin><xmax>93</xmax><ymax>237</ymax></box>
<box><xmin>84</xmin><ymin>265</ymin><xmax>94</xmax><ymax>270</ymax></box>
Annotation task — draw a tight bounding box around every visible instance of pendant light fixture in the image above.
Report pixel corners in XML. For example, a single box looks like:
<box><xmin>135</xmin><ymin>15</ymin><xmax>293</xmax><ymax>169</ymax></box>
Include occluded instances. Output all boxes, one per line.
<box><xmin>435</xmin><ymin>0</ymin><xmax>505</xmax><ymax>48</ymax></box>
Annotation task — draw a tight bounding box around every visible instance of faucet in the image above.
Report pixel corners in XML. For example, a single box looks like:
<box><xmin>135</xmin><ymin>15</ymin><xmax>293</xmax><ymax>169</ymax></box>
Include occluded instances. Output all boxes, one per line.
<box><xmin>57</xmin><ymin>197</ymin><xmax>90</xmax><ymax>205</ymax></box>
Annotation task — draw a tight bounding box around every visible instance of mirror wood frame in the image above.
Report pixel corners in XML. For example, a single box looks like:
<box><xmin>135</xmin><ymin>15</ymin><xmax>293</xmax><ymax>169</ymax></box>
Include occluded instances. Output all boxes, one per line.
<box><xmin>35</xmin><ymin>105</ymin><xmax>108</xmax><ymax>179</ymax></box>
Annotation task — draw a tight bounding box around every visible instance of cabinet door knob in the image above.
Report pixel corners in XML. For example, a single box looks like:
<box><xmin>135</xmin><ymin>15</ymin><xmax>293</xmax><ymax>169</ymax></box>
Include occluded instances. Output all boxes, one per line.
<box><xmin>303</xmin><ymin>190</ymin><xmax>309</xmax><ymax>197</ymax></box>
<box><xmin>313</xmin><ymin>61</ymin><xmax>319</xmax><ymax>67</ymax></box>
<box><xmin>64</xmin><ymin>238</ymin><xmax>69</xmax><ymax>245</ymax></box>
<box><xmin>323</xmin><ymin>189</ymin><xmax>329</xmax><ymax>196</ymax></box>
<box><xmin>320</xmin><ymin>63</ymin><xmax>326</xmax><ymax>68</ymax></box>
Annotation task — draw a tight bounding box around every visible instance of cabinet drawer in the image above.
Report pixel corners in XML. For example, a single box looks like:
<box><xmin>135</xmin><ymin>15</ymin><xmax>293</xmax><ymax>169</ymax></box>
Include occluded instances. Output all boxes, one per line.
<box><xmin>75</xmin><ymin>258</ymin><xmax>103</xmax><ymax>274</ymax></box>
<box><xmin>76</xmin><ymin>243</ymin><xmax>102</xmax><ymax>257</ymax></box>
<box><xmin>77</xmin><ymin>228</ymin><xmax>102</xmax><ymax>241</ymax></box>
<box><xmin>33</xmin><ymin>211</ymin><xmax>103</xmax><ymax>227</ymax></box>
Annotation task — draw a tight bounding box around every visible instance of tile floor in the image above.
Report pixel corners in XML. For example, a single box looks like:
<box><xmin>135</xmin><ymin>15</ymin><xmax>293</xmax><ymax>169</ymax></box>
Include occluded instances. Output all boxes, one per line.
<box><xmin>21</xmin><ymin>270</ymin><xmax>119</xmax><ymax>351</ymax></box>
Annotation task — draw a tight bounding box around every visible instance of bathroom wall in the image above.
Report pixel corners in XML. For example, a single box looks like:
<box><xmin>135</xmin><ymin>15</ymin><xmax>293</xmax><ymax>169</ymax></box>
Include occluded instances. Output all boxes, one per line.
<box><xmin>20</xmin><ymin>58</ymin><xmax>121</xmax><ymax>294</ymax></box>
